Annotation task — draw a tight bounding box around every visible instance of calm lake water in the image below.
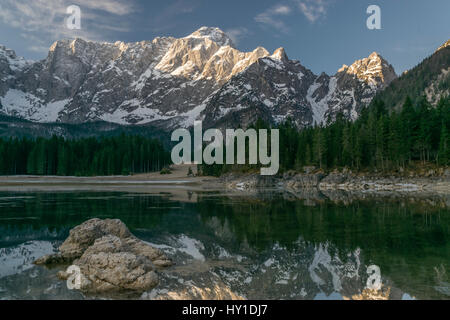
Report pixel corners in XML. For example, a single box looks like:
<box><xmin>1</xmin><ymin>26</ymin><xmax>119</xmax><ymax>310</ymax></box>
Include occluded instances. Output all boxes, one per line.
<box><xmin>0</xmin><ymin>190</ymin><xmax>449</xmax><ymax>300</ymax></box>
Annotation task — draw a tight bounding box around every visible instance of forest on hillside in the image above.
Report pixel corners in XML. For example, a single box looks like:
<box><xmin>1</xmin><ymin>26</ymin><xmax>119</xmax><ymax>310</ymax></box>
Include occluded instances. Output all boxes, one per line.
<box><xmin>200</xmin><ymin>96</ymin><xmax>450</xmax><ymax>177</ymax></box>
<box><xmin>0</xmin><ymin>95</ymin><xmax>448</xmax><ymax>177</ymax></box>
<box><xmin>0</xmin><ymin>135</ymin><xmax>171</xmax><ymax>176</ymax></box>
<box><xmin>375</xmin><ymin>45</ymin><xmax>450</xmax><ymax>109</ymax></box>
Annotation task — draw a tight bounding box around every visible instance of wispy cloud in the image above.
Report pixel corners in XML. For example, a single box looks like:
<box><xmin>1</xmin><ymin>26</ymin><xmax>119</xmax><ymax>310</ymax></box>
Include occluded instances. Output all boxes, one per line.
<box><xmin>75</xmin><ymin>0</ymin><xmax>134</xmax><ymax>16</ymax></box>
<box><xmin>0</xmin><ymin>0</ymin><xmax>136</xmax><ymax>52</ymax></box>
<box><xmin>224</xmin><ymin>27</ymin><xmax>251</xmax><ymax>45</ymax></box>
<box><xmin>254</xmin><ymin>4</ymin><xmax>292</xmax><ymax>33</ymax></box>
<box><xmin>254</xmin><ymin>1</ymin><xmax>329</xmax><ymax>33</ymax></box>
<box><xmin>294</xmin><ymin>0</ymin><xmax>329</xmax><ymax>23</ymax></box>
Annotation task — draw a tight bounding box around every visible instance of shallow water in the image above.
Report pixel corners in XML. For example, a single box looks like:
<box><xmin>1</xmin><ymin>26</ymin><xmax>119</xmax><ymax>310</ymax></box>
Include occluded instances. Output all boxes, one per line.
<box><xmin>0</xmin><ymin>190</ymin><xmax>448</xmax><ymax>300</ymax></box>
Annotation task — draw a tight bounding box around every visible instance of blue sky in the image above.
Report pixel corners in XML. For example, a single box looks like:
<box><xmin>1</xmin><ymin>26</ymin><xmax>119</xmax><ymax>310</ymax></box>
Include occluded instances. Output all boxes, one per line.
<box><xmin>0</xmin><ymin>0</ymin><xmax>449</xmax><ymax>75</ymax></box>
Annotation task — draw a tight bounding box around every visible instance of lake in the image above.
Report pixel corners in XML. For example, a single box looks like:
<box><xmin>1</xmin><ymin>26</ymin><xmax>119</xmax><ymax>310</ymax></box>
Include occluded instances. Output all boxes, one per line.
<box><xmin>0</xmin><ymin>189</ymin><xmax>449</xmax><ymax>300</ymax></box>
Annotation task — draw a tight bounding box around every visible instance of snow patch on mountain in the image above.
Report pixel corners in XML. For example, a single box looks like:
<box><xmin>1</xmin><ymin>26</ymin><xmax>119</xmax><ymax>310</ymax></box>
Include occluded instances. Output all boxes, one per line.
<box><xmin>0</xmin><ymin>89</ymin><xmax>70</xmax><ymax>122</ymax></box>
<box><xmin>307</xmin><ymin>77</ymin><xmax>337</xmax><ymax>125</ymax></box>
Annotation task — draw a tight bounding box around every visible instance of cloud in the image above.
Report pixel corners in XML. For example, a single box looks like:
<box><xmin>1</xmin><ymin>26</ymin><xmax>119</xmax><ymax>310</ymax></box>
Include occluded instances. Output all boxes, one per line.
<box><xmin>254</xmin><ymin>4</ymin><xmax>292</xmax><ymax>33</ymax></box>
<box><xmin>0</xmin><ymin>0</ymin><xmax>135</xmax><ymax>52</ymax></box>
<box><xmin>224</xmin><ymin>27</ymin><xmax>251</xmax><ymax>45</ymax></box>
<box><xmin>75</xmin><ymin>0</ymin><xmax>134</xmax><ymax>16</ymax></box>
<box><xmin>295</xmin><ymin>0</ymin><xmax>328</xmax><ymax>23</ymax></box>
<box><xmin>273</xmin><ymin>5</ymin><xmax>292</xmax><ymax>15</ymax></box>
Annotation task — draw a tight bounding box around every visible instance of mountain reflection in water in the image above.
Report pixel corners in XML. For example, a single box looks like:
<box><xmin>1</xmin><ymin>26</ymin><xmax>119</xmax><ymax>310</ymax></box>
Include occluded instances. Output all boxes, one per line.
<box><xmin>0</xmin><ymin>190</ymin><xmax>448</xmax><ymax>300</ymax></box>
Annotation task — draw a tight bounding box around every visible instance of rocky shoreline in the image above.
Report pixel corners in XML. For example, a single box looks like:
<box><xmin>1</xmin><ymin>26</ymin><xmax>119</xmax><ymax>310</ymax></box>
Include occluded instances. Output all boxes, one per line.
<box><xmin>220</xmin><ymin>168</ymin><xmax>450</xmax><ymax>194</ymax></box>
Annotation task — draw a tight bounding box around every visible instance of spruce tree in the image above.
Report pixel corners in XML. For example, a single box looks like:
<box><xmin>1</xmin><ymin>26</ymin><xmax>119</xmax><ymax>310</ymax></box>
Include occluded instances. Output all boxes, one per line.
<box><xmin>438</xmin><ymin>121</ymin><xmax>449</xmax><ymax>165</ymax></box>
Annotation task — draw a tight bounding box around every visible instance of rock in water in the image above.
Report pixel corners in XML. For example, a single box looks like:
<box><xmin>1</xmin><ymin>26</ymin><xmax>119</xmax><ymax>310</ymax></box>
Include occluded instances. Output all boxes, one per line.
<box><xmin>34</xmin><ymin>218</ymin><xmax>172</xmax><ymax>293</ymax></box>
<box><xmin>58</xmin><ymin>218</ymin><xmax>132</xmax><ymax>260</ymax></box>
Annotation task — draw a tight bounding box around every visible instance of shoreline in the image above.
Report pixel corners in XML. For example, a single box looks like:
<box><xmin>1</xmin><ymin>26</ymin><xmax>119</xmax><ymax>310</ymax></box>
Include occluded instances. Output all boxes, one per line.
<box><xmin>0</xmin><ymin>164</ymin><xmax>217</xmax><ymax>188</ymax></box>
<box><xmin>0</xmin><ymin>165</ymin><xmax>449</xmax><ymax>195</ymax></box>
<box><xmin>220</xmin><ymin>169</ymin><xmax>450</xmax><ymax>194</ymax></box>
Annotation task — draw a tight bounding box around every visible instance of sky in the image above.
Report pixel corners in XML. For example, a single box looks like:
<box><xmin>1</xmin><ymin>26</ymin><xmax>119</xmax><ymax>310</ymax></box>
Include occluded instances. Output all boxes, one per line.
<box><xmin>0</xmin><ymin>0</ymin><xmax>449</xmax><ymax>75</ymax></box>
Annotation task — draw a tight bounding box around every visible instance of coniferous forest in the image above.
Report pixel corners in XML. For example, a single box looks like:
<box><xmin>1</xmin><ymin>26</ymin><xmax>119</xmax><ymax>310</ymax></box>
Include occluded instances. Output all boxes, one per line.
<box><xmin>0</xmin><ymin>134</ymin><xmax>171</xmax><ymax>176</ymax></box>
<box><xmin>201</xmin><ymin>96</ymin><xmax>450</xmax><ymax>176</ymax></box>
<box><xmin>0</xmin><ymin>96</ymin><xmax>448</xmax><ymax>177</ymax></box>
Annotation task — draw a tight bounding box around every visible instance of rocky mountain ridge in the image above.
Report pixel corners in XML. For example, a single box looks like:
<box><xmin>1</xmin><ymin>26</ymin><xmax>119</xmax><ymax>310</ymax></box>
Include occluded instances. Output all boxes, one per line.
<box><xmin>0</xmin><ymin>26</ymin><xmax>402</xmax><ymax>130</ymax></box>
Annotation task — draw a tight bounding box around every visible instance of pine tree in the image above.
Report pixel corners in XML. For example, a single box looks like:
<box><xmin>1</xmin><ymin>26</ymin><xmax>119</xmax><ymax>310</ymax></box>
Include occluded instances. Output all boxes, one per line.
<box><xmin>57</xmin><ymin>143</ymin><xmax>68</xmax><ymax>176</ymax></box>
<box><xmin>400</xmin><ymin>96</ymin><xmax>416</xmax><ymax>163</ymax></box>
<box><xmin>342</xmin><ymin>124</ymin><xmax>353</xmax><ymax>167</ymax></box>
<box><xmin>438</xmin><ymin>121</ymin><xmax>449</xmax><ymax>165</ymax></box>
<box><xmin>313</xmin><ymin>129</ymin><xmax>327</xmax><ymax>169</ymax></box>
<box><xmin>0</xmin><ymin>141</ymin><xmax>4</xmax><ymax>174</ymax></box>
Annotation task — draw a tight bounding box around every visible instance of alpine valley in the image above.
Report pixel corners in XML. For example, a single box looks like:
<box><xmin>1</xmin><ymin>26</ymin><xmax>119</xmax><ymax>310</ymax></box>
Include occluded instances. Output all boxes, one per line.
<box><xmin>0</xmin><ymin>27</ymin><xmax>448</xmax><ymax>138</ymax></box>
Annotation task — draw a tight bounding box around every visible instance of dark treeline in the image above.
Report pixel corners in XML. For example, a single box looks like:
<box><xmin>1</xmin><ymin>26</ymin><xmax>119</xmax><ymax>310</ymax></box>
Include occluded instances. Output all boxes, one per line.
<box><xmin>0</xmin><ymin>134</ymin><xmax>171</xmax><ymax>176</ymax></box>
<box><xmin>201</xmin><ymin>96</ymin><xmax>450</xmax><ymax>176</ymax></box>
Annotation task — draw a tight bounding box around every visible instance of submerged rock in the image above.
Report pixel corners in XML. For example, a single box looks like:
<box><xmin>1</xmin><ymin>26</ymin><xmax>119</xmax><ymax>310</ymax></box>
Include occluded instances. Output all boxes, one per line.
<box><xmin>34</xmin><ymin>218</ymin><xmax>172</xmax><ymax>293</ymax></box>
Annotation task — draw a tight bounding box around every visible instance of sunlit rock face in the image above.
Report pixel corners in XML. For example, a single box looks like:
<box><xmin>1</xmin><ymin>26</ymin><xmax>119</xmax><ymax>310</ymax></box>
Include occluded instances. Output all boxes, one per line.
<box><xmin>338</xmin><ymin>52</ymin><xmax>397</xmax><ymax>88</ymax></box>
<box><xmin>307</xmin><ymin>52</ymin><xmax>397</xmax><ymax>124</ymax></box>
<box><xmin>0</xmin><ymin>27</ymin><xmax>398</xmax><ymax>129</ymax></box>
<box><xmin>436</xmin><ymin>40</ymin><xmax>450</xmax><ymax>53</ymax></box>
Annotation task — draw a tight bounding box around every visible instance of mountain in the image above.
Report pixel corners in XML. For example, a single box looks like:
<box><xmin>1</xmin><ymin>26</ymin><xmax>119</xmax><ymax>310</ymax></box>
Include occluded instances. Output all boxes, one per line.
<box><xmin>201</xmin><ymin>50</ymin><xmax>396</xmax><ymax>129</ymax></box>
<box><xmin>0</xmin><ymin>27</ymin><xmax>398</xmax><ymax>131</ymax></box>
<box><xmin>374</xmin><ymin>39</ymin><xmax>450</xmax><ymax>109</ymax></box>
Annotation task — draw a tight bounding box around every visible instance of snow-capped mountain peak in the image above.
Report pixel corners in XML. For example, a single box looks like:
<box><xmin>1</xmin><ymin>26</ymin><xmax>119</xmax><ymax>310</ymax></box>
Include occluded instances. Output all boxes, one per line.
<box><xmin>338</xmin><ymin>51</ymin><xmax>396</xmax><ymax>87</ymax></box>
<box><xmin>271</xmin><ymin>47</ymin><xmax>288</xmax><ymax>61</ymax></box>
<box><xmin>186</xmin><ymin>26</ymin><xmax>234</xmax><ymax>48</ymax></box>
<box><xmin>305</xmin><ymin>52</ymin><xmax>398</xmax><ymax>124</ymax></box>
<box><xmin>0</xmin><ymin>27</ymin><xmax>401</xmax><ymax>129</ymax></box>
<box><xmin>155</xmin><ymin>28</ymin><xmax>270</xmax><ymax>83</ymax></box>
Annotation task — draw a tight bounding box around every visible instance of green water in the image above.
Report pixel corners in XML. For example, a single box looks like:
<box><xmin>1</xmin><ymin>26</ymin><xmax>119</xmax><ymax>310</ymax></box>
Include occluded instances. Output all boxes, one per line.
<box><xmin>0</xmin><ymin>190</ymin><xmax>449</xmax><ymax>300</ymax></box>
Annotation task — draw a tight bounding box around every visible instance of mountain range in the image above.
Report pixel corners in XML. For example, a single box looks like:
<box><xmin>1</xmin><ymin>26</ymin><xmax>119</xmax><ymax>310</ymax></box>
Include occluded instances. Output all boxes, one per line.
<box><xmin>0</xmin><ymin>27</ymin><xmax>448</xmax><ymax>137</ymax></box>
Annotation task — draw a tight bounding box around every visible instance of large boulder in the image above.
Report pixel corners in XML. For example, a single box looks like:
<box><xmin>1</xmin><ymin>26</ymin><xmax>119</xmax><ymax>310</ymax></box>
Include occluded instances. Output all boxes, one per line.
<box><xmin>58</xmin><ymin>235</ymin><xmax>159</xmax><ymax>293</ymax></box>
<box><xmin>59</xmin><ymin>218</ymin><xmax>132</xmax><ymax>260</ymax></box>
<box><xmin>34</xmin><ymin>218</ymin><xmax>172</xmax><ymax>293</ymax></box>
